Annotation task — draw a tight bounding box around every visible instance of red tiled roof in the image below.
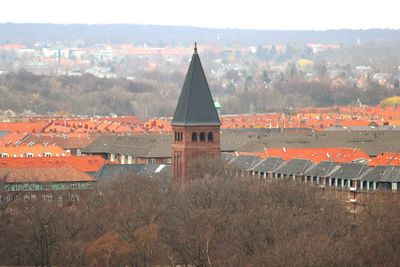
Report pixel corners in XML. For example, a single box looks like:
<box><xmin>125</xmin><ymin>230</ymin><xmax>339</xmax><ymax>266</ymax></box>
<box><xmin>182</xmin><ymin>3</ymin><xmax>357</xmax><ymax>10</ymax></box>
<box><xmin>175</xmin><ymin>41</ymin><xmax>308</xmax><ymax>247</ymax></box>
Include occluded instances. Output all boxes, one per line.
<box><xmin>241</xmin><ymin>147</ymin><xmax>370</xmax><ymax>163</ymax></box>
<box><xmin>0</xmin><ymin>144</ymin><xmax>67</xmax><ymax>157</ymax></box>
<box><xmin>0</xmin><ymin>155</ymin><xmax>105</xmax><ymax>173</ymax></box>
<box><xmin>369</xmin><ymin>152</ymin><xmax>400</xmax><ymax>166</ymax></box>
<box><xmin>0</xmin><ymin>122</ymin><xmax>46</xmax><ymax>133</ymax></box>
<box><xmin>0</xmin><ymin>133</ymin><xmax>29</xmax><ymax>146</ymax></box>
<box><xmin>27</xmin><ymin>135</ymin><xmax>97</xmax><ymax>149</ymax></box>
<box><xmin>0</xmin><ymin>167</ymin><xmax>95</xmax><ymax>183</ymax></box>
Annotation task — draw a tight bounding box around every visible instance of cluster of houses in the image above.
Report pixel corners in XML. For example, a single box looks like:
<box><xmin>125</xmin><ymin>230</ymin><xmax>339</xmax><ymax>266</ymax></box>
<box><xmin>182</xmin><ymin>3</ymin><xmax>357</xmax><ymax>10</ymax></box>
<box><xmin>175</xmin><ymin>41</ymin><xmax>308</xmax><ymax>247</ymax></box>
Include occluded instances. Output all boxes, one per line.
<box><xmin>224</xmin><ymin>154</ymin><xmax>400</xmax><ymax>212</ymax></box>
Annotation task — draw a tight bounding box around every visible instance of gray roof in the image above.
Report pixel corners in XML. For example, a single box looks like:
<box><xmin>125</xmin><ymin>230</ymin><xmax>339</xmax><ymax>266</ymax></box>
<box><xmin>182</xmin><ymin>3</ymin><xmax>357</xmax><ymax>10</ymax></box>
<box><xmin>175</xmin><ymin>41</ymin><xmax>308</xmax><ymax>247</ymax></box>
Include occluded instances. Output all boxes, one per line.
<box><xmin>275</xmin><ymin>159</ymin><xmax>314</xmax><ymax>175</ymax></box>
<box><xmin>82</xmin><ymin>135</ymin><xmax>171</xmax><ymax>158</ymax></box>
<box><xmin>220</xmin><ymin>129</ymin><xmax>400</xmax><ymax>156</ymax></box>
<box><xmin>221</xmin><ymin>152</ymin><xmax>235</xmax><ymax>162</ymax></box>
<box><xmin>0</xmin><ymin>131</ymin><xmax>9</xmax><ymax>138</ymax></box>
<box><xmin>97</xmin><ymin>163</ymin><xmax>171</xmax><ymax>183</ymax></box>
<box><xmin>227</xmin><ymin>155</ymin><xmax>263</xmax><ymax>170</ymax></box>
<box><xmin>252</xmin><ymin>157</ymin><xmax>286</xmax><ymax>173</ymax></box>
<box><xmin>324</xmin><ymin>126</ymin><xmax>400</xmax><ymax>131</ymax></box>
<box><xmin>359</xmin><ymin>166</ymin><xmax>400</xmax><ymax>182</ymax></box>
<box><xmin>304</xmin><ymin>161</ymin><xmax>340</xmax><ymax>177</ymax></box>
<box><xmin>97</xmin><ymin>164</ymin><xmax>145</xmax><ymax>180</ymax></box>
<box><xmin>172</xmin><ymin>46</ymin><xmax>220</xmax><ymax>126</ymax></box>
<box><xmin>329</xmin><ymin>163</ymin><xmax>370</xmax><ymax>180</ymax></box>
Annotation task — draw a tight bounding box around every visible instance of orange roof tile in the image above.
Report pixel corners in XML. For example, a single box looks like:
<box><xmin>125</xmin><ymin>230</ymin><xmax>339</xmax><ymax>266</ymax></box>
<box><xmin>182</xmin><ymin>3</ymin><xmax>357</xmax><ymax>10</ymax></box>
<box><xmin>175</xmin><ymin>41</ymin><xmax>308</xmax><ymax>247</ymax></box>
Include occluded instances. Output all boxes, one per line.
<box><xmin>369</xmin><ymin>152</ymin><xmax>400</xmax><ymax>166</ymax></box>
<box><xmin>27</xmin><ymin>135</ymin><xmax>96</xmax><ymax>149</ymax></box>
<box><xmin>0</xmin><ymin>155</ymin><xmax>105</xmax><ymax>173</ymax></box>
<box><xmin>241</xmin><ymin>147</ymin><xmax>370</xmax><ymax>163</ymax></box>
<box><xmin>0</xmin><ymin>122</ymin><xmax>46</xmax><ymax>133</ymax></box>
<box><xmin>0</xmin><ymin>144</ymin><xmax>68</xmax><ymax>157</ymax></box>
<box><xmin>0</xmin><ymin>167</ymin><xmax>95</xmax><ymax>183</ymax></box>
<box><xmin>0</xmin><ymin>133</ymin><xmax>29</xmax><ymax>146</ymax></box>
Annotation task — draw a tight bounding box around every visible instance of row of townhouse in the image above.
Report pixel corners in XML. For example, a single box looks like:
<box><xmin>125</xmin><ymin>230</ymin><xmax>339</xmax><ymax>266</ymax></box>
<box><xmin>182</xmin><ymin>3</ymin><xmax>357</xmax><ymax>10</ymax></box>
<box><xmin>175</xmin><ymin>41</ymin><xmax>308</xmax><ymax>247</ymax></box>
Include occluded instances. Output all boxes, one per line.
<box><xmin>82</xmin><ymin>135</ymin><xmax>172</xmax><ymax>164</ymax></box>
<box><xmin>0</xmin><ymin>166</ymin><xmax>96</xmax><ymax>212</ymax></box>
<box><xmin>225</xmin><ymin>154</ymin><xmax>400</xmax><ymax>212</ymax></box>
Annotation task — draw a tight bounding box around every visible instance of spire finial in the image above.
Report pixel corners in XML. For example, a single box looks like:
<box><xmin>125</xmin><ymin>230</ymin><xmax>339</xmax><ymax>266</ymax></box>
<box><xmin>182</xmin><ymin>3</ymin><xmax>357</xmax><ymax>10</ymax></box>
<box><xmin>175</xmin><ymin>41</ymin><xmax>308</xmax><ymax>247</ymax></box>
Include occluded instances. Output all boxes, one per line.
<box><xmin>194</xmin><ymin>42</ymin><xmax>198</xmax><ymax>54</ymax></box>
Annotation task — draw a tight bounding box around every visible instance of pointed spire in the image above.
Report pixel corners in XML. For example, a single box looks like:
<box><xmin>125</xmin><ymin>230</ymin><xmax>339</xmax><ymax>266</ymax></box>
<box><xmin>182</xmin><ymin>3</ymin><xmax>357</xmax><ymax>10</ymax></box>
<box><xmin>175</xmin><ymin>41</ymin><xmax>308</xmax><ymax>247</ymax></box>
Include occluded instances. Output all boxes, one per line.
<box><xmin>172</xmin><ymin>43</ymin><xmax>220</xmax><ymax>126</ymax></box>
<box><xmin>194</xmin><ymin>42</ymin><xmax>198</xmax><ymax>54</ymax></box>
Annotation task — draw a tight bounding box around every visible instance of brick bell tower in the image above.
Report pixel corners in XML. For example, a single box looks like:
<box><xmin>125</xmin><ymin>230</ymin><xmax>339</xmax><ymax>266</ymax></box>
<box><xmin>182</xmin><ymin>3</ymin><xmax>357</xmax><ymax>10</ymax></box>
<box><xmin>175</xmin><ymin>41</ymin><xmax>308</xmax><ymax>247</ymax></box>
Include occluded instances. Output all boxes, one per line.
<box><xmin>172</xmin><ymin>43</ymin><xmax>221</xmax><ymax>183</ymax></box>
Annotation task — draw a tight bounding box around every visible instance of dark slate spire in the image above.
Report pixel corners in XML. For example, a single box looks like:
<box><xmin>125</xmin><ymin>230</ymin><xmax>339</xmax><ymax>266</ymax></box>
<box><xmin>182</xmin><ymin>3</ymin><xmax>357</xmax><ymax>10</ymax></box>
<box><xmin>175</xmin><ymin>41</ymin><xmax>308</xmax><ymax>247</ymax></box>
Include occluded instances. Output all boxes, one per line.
<box><xmin>172</xmin><ymin>43</ymin><xmax>221</xmax><ymax>126</ymax></box>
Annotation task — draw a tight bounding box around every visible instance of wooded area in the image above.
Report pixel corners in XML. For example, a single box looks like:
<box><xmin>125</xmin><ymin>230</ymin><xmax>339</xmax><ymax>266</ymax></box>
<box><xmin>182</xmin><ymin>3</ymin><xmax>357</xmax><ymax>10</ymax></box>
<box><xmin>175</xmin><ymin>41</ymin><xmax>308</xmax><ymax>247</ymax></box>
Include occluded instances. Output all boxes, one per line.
<box><xmin>1</xmin><ymin>168</ymin><xmax>400</xmax><ymax>266</ymax></box>
<box><xmin>1</xmin><ymin>67</ymin><xmax>399</xmax><ymax>118</ymax></box>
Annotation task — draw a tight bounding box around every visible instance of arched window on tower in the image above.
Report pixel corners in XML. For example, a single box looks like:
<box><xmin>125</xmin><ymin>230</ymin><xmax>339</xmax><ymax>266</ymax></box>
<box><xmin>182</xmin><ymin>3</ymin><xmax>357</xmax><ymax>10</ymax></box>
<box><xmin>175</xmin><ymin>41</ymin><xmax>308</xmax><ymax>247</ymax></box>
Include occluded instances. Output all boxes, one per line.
<box><xmin>180</xmin><ymin>132</ymin><xmax>183</xmax><ymax>142</ymax></box>
<box><xmin>199</xmin><ymin>132</ymin><xmax>205</xmax><ymax>142</ymax></box>
<box><xmin>207</xmin><ymin>132</ymin><xmax>213</xmax><ymax>142</ymax></box>
<box><xmin>192</xmin><ymin>132</ymin><xmax>197</xmax><ymax>142</ymax></box>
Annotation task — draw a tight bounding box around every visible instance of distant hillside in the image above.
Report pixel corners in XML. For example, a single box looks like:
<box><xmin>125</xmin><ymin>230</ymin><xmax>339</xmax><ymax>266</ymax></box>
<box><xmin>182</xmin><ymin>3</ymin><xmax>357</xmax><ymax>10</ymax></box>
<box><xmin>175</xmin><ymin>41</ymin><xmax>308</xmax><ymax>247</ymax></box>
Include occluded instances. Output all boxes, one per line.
<box><xmin>1</xmin><ymin>23</ymin><xmax>400</xmax><ymax>46</ymax></box>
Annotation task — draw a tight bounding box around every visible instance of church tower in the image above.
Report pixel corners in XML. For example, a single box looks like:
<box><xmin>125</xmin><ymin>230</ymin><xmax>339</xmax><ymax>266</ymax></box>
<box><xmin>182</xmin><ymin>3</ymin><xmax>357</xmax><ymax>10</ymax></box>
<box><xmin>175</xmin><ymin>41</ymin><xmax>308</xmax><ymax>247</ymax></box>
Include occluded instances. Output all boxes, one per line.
<box><xmin>172</xmin><ymin>43</ymin><xmax>221</xmax><ymax>183</ymax></box>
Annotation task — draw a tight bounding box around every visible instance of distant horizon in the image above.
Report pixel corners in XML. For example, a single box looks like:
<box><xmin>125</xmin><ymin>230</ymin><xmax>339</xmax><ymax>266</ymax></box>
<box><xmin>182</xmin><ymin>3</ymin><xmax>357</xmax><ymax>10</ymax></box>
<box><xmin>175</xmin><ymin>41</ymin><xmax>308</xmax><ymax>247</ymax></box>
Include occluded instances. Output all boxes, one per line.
<box><xmin>2</xmin><ymin>0</ymin><xmax>399</xmax><ymax>31</ymax></box>
<box><xmin>1</xmin><ymin>22</ymin><xmax>400</xmax><ymax>32</ymax></box>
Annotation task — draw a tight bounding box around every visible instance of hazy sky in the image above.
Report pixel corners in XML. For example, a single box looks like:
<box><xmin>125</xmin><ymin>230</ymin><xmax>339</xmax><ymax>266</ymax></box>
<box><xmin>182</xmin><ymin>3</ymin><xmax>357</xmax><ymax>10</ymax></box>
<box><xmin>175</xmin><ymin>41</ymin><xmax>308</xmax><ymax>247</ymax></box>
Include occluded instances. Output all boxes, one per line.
<box><xmin>1</xmin><ymin>0</ymin><xmax>399</xmax><ymax>30</ymax></box>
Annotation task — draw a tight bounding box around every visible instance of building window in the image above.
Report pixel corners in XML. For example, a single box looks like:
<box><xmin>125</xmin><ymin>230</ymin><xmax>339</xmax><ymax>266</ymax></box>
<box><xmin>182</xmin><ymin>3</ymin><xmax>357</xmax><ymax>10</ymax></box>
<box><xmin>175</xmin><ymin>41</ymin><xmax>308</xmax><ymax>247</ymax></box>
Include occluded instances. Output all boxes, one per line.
<box><xmin>26</xmin><ymin>153</ymin><xmax>33</xmax><ymax>157</ymax></box>
<box><xmin>1</xmin><ymin>153</ymin><xmax>9</xmax><ymax>158</ymax></box>
<box><xmin>44</xmin><ymin>184</ymin><xmax>52</xmax><ymax>190</ymax></box>
<box><xmin>69</xmin><ymin>194</ymin><xmax>79</xmax><ymax>202</ymax></box>
<box><xmin>42</xmin><ymin>194</ymin><xmax>53</xmax><ymax>202</ymax></box>
<box><xmin>77</xmin><ymin>149</ymin><xmax>81</xmax><ymax>156</ymax></box>
<box><xmin>57</xmin><ymin>195</ymin><xmax>63</xmax><ymax>207</ymax></box>
<box><xmin>44</xmin><ymin>152</ymin><xmax>52</xmax><ymax>157</ymax></box>
<box><xmin>71</xmin><ymin>183</ymin><xmax>78</xmax><ymax>189</ymax></box>
<box><xmin>192</xmin><ymin>132</ymin><xmax>197</xmax><ymax>142</ymax></box>
<box><xmin>199</xmin><ymin>132</ymin><xmax>205</xmax><ymax>142</ymax></box>
<box><xmin>179</xmin><ymin>132</ymin><xmax>183</xmax><ymax>142</ymax></box>
<box><xmin>207</xmin><ymin>132</ymin><xmax>213</xmax><ymax>142</ymax></box>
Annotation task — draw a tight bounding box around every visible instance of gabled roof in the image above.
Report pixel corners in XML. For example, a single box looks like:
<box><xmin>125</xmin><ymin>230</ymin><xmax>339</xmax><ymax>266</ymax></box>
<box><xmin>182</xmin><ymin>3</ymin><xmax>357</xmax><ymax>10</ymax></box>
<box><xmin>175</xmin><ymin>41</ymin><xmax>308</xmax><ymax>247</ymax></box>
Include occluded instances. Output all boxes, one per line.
<box><xmin>304</xmin><ymin>161</ymin><xmax>340</xmax><ymax>177</ymax></box>
<box><xmin>275</xmin><ymin>159</ymin><xmax>314</xmax><ymax>175</ymax></box>
<box><xmin>172</xmin><ymin>44</ymin><xmax>220</xmax><ymax>126</ymax></box>
<box><xmin>228</xmin><ymin>155</ymin><xmax>262</xmax><ymax>170</ymax></box>
<box><xmin>359</xmin><ymin>165</ymin><xmax>400</xmax><ymax>183</ymax></box>
<box><xmin>329</xmin><ymin>163</ymin><xmax>370</xmax><ymax>180</ymax></box>
<box><xmin>252</xmin><ymin>157</ymin><xmax>286</xmax><ymax>173</ymax></box>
